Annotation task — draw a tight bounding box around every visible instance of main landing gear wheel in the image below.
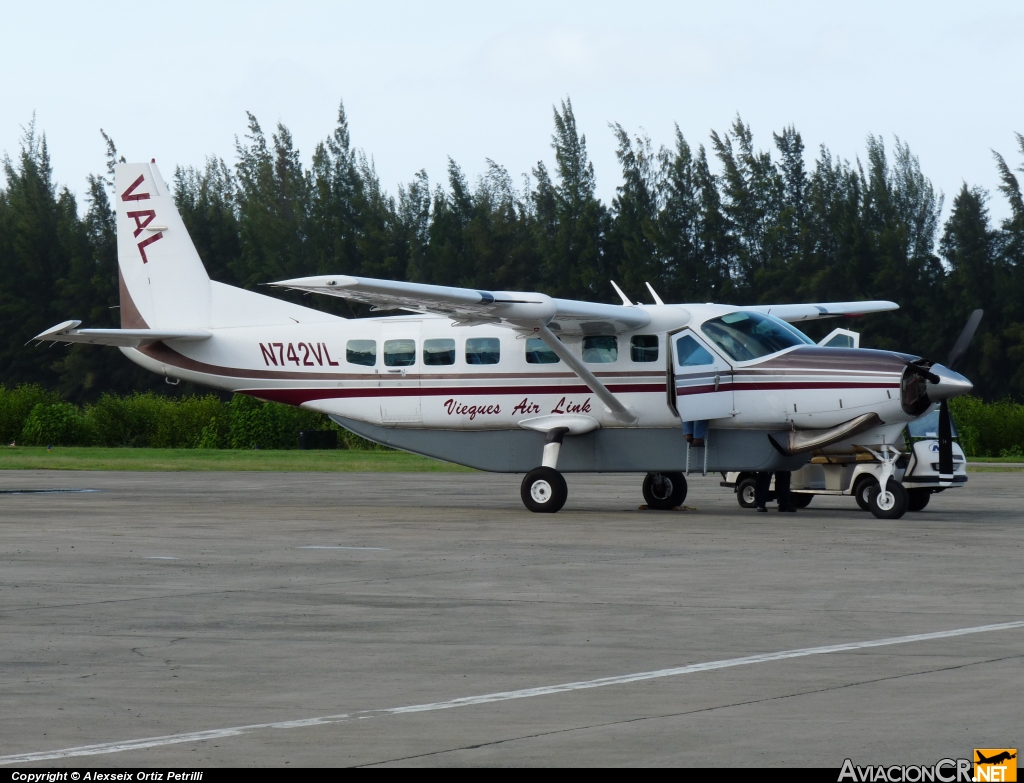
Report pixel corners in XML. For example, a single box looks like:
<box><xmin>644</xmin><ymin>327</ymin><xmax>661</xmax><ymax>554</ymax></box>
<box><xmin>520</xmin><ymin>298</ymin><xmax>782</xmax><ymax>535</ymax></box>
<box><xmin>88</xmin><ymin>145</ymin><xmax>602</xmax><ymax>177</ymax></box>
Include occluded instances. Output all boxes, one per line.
<box><xmin>907</xmin><ymin>489</ymin><xmax>931</xmax><ymax>512</ymax></box>
<box><xmin>867</xmin><ymin>479</ymin><xmax>909</xmax><ymax>519</ymax></box>
<box><xmin>853</xmin><ymin>476</ymin><xmax>875</xmax><ymax>512</ymax></box>
<box><xmin>736</xmin><ymin>476</ymin><xmax>758</xmax><ymax>509</ymax></box>
<box><xmin>643</xmin><ymin>472</ymin><xmax>687</xmax><ymax>510</ymax></box>
<box><xmin>521</xmin><ymin>467</ymin><xmax>568</xmax><ymax>513</ymax></box>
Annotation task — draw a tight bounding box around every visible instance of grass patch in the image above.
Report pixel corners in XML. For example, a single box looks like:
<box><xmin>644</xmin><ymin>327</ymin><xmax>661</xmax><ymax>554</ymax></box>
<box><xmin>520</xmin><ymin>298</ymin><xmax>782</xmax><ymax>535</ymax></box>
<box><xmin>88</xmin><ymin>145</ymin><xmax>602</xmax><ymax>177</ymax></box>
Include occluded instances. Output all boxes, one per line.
<box><xmin>0</xmin><ymin>447</ymin><xmax>473</xmax><ymax>473</ymax></box>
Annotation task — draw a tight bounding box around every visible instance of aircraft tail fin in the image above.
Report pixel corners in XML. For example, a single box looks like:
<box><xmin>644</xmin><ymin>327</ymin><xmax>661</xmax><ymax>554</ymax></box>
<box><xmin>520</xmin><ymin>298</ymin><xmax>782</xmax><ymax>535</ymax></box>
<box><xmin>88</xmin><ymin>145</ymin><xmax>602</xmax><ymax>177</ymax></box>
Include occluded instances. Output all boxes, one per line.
<box><xmin>115</xmin><ymin>161</ymin><xmax>210</xmax><ymax>330</ymax></box>
<box><xmin>114</xmin><ymin>161</ymin><xmax>341</xmax><ymax>330</ymax></box>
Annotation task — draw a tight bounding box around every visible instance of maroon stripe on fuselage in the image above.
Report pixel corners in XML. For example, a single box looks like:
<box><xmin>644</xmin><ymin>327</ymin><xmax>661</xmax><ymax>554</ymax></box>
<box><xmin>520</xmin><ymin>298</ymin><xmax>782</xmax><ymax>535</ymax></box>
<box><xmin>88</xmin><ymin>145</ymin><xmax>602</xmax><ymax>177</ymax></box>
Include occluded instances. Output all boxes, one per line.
<box><xmin>677</xmin><ymin>381</ymin><xmax>897</xmax><ymax>396</ymax></box>
<box><xmin>243</xmin><ymin>383</ymin><xmax>667</xmax><ymax>405</ymax></box>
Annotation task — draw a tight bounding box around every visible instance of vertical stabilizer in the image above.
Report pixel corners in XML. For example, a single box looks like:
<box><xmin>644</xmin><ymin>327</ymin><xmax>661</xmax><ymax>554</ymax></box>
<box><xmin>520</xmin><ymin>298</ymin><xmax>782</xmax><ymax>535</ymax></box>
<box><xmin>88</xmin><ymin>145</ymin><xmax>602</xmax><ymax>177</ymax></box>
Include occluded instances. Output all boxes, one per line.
<box><xmin>115</xmin><ymin>161</ymin><xmax>211</xmax><ymax>329</ymax></box>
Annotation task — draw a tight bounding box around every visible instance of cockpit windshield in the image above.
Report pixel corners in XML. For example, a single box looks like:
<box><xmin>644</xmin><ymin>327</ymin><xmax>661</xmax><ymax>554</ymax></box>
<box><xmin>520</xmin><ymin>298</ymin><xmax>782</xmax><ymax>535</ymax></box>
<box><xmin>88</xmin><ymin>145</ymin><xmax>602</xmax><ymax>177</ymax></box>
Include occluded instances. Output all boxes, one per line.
<box><xmin>700</xmin><ymin>311</ymin><xmax>814</xmax><ymax>362</ymax></box>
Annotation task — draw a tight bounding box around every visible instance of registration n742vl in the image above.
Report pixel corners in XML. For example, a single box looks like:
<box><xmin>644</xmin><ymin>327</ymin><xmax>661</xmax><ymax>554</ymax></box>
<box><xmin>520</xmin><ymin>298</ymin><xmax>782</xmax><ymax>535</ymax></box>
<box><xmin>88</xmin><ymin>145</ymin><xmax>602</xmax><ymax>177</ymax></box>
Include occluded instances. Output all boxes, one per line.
<box><xmin>35</xmin><ymin>161</ymin><xmax>978</xmax><ymax>518</ymax></box>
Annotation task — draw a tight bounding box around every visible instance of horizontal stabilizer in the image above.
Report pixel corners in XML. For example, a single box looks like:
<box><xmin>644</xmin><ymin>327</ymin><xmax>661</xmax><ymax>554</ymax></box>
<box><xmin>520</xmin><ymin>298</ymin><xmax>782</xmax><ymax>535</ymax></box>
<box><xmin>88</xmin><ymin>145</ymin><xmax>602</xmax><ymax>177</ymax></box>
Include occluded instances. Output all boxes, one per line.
<box><xmin>271</xmin><ymin>275</ymin><xmax>652</xmax><ymax>334</ymax></box>
<box><xmin>33</xmin><ymin>321</ymin><xmax>211</xmax><ymax>347</ymax></box>
<box><xmin>750</xmin><ymin>301</ymin><xmax>898</xmax><ymax>322</ymax></box>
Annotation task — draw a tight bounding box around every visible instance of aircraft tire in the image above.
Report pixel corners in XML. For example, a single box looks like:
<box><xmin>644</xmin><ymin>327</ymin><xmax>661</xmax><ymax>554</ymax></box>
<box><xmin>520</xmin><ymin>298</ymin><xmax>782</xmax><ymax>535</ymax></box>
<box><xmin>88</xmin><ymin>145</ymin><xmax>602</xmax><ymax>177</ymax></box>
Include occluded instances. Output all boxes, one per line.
<box><xmin>736</xmin><ymin>476</ymin><xmax>758</xmax><ymax>509</ymax></box>
<box><xmin>521</xmin><ymin>467</ymin><xmax>567</xmax><ymax>513</ymax></box>
<box><xmin>853</xmin><ymin>476</ymin><xmax>875</xmax><ymax>512</ymax></box>
<box><xmin>907</xmin><ymin>489</ymin><xmax>931</xmax><ymax>512</ymax></box>
<box><xmin>643</xmin><ymin>472</ymin><xmax>687</xmax><ymax>510</ymax></box>
<box><xmin>867</xmin><ymin>479</ymin><xmax>908</xmax><ymax>519</ymax></box>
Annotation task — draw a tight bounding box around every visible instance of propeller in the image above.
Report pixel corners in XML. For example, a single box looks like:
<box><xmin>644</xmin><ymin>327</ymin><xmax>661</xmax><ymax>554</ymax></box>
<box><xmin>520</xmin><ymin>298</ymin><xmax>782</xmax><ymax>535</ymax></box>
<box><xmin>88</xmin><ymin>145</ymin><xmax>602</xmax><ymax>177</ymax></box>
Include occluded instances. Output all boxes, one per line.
<box><xmin>936</xmin><ymin>310</ymin><xmax>983</xmax><ymax>479</ymax></box>
<box><xmin>946</xmin><ymin>309</ymin><xmax>983</xmax><ymax>372</ymax></box>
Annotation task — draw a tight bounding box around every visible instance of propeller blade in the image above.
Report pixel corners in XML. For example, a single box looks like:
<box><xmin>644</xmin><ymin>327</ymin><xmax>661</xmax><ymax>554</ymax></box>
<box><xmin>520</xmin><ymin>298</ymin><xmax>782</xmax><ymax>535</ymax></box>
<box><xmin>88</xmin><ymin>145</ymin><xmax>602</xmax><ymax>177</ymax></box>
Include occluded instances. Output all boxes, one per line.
<box><xmin>946</xmin><ymin>309</ymin><xmax>983</xmax><ymax>371</ymax></box>
<box><xmin>938</xmin><ymin>399</ymin><xmax>954</xmax><ymax>480</ymax></box>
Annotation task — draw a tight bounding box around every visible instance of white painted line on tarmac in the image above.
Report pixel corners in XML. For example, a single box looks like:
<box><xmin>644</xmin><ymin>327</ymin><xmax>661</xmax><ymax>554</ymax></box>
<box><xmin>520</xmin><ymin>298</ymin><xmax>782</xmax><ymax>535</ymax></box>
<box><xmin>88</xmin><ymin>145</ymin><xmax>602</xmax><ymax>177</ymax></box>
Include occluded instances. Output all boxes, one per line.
<box><xmin>2</xmin><ymin>619</ymin><xmax>1022</xmax><ymax>765</ymax></box>
<box><xmin>297</xmin><ymin>546</ymin><xmax>390</xmax><ymax>551</ymax></box>
<box><xmin>0</xmin><ymin>488</ymin><xmax>102</xmax><ymax>495</ymax></box>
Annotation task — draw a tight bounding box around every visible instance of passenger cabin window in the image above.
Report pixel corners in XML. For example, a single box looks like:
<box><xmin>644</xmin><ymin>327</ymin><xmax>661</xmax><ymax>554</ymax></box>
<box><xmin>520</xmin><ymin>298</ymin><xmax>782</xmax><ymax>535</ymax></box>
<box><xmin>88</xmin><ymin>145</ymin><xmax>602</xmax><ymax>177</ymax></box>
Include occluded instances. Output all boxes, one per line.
<box><xmin>346</xmin><ymin>339</ymin><xmax>376</xmax><ymax>367</ymax></box>
<box><xmin>583</xmin><ymin>335</ymin><xmax>617</xmax><ymax>363</ymax></box>
<box><xmin>525</xmin><ymin>337</ymin><xmax>560</xmax><ymax>364</ymax></box>
<box><xmin>423</xmin><ymin>338</ymin><xmax>456</xmax><ymax>366</ymax></box>
<box><xmin>466</xmin><ymin>337</ymin><xmax>500</xmax><ymax>365</ymax></box>
<box><xmin>630</xmin><ymin>335</ymin><xmax>659</xmax><ymax>362</ymax></box>
<box><xmin>676</xmin><ymin>335</ymin><xmax>715</xmax><ymax>366</ymax></box>
<box><xmin>700</xmin><ymin>311</ymin><xmax>813</xmax><ymax>363</ymax></box>
<box><xmin>383</xmin><ymin>339</ymin><xmax>416</xmax><ymax>367</ymax></box>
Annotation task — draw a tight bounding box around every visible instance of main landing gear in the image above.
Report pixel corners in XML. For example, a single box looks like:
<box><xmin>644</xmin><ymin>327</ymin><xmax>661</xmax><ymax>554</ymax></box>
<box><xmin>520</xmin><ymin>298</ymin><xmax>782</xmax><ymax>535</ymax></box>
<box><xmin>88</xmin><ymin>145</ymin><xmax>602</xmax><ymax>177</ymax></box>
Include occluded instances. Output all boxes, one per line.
<box><xmin>519</xmin><ymin>427</ymin><xmax>689</xmax><ymax>514</ymax></box>
<box><xmin>521</xmin><ymin>427</ymin><xmax>570</xmax><ymax>513</ymax></box>
<box><xmin>521</xmin><ymin>467</ymin><xmax>568</xmax><ymax>513</ymax></box>
<box><xmin>642</xmin><ymin>472</ymin><xmax>688</xmax><ymax>510</ymax></box>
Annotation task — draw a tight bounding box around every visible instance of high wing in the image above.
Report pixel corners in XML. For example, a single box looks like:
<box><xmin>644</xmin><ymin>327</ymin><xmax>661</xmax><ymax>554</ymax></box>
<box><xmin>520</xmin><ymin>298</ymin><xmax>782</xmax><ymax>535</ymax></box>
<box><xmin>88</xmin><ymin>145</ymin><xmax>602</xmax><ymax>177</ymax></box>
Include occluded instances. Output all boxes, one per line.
<box><xmin>271</xmin><ymin>275</ymin><xmax>651</xmax><ymax>334</ymax></box>
<box><xmin>33</xmin><ymin>320</ymin><xmax>212</xmax><ymax>347</ymax></box>
<box><xmin>749</xmin><ymin>301</ymin><xmax>898</xmax><ymax>322</ymax></box>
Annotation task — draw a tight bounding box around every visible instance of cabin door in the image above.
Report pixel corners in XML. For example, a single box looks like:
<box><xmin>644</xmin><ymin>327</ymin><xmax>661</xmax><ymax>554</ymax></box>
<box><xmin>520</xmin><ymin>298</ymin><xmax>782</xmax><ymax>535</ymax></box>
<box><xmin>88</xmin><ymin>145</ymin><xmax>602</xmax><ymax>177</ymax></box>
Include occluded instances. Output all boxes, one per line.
<box><xmin>669</xmin><ymin>330</ymin><xmax>734</xmax><ymax>422</ymax></box>
<box><xmin>378</xmin><ymin>322</ymin><xmax>422</xmax><ymax>424</ymax></box>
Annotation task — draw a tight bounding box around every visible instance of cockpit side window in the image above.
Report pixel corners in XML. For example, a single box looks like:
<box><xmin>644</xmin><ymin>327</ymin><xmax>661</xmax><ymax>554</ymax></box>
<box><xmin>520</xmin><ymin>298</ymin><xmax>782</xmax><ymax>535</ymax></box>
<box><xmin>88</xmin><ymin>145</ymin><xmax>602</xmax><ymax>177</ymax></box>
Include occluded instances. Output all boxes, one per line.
<box><xmin>675</xmin><ymin>335</ymin><xmax>714</xmax><ymax>366</ymax></box>
<box><xmin>700</xmin><ymin>311</ymin><xmax>813</xmax><ymax>362</ymax></box>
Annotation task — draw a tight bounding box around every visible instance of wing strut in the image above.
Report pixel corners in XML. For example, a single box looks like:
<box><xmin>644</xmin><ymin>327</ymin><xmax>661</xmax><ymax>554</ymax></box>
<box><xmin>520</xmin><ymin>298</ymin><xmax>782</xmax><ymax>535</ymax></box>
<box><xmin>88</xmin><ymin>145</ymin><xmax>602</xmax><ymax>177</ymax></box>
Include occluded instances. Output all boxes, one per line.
<box><xmin>535</xmin><ymin>325</ymin><xmax>637</xmax><ymax>425</ymax></box>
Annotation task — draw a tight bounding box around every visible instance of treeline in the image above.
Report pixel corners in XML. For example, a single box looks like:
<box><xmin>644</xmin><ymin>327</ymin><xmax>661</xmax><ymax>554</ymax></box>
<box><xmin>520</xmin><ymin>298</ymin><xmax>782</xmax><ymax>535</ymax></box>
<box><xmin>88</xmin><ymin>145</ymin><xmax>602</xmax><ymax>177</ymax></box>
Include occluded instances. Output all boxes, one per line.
<box><xmin>949</xmin><ymin>396</ymin><xmax>1024</xmax><ymax>457</ymax></box>
<box><xmin>0</xmin><ymin>384</ymin><xmax>376</xmax><ymax>450</ymax></box>
<box><xmin>2</xmin><ymin>101</ymin><xmax>1024</xmax><ymax>402</ymax></box>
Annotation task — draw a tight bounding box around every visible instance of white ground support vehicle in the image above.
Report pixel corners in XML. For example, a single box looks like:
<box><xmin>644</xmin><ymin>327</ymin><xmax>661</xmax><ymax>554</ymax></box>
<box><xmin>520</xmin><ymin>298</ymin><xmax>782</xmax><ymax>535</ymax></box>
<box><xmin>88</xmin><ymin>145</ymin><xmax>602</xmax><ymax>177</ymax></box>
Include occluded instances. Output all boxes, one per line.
<box><xmin>721</xmin><ymin>408</ymin><xmax>968</xmax><ymax>519</ymax></box>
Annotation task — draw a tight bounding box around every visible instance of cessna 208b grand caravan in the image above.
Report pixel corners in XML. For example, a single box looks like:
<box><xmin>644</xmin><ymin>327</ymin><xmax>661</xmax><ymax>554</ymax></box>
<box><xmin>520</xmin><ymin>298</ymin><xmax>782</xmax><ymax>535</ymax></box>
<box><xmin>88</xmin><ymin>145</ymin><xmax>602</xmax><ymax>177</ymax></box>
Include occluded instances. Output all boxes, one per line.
<box><xmin>35</xmin><ymin>162</ymin><xmax>977</xmax><ymax>516</ymax></box>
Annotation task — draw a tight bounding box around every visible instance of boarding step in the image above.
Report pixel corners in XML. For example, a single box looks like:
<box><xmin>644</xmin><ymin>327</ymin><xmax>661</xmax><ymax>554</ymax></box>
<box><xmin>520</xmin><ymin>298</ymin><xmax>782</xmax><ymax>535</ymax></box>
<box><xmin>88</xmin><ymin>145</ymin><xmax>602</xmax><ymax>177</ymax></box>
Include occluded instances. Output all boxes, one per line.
<box><xmin>684</xmin><ymin>438</ymin><xmax>709</xmax><ymax>476</ymax></box>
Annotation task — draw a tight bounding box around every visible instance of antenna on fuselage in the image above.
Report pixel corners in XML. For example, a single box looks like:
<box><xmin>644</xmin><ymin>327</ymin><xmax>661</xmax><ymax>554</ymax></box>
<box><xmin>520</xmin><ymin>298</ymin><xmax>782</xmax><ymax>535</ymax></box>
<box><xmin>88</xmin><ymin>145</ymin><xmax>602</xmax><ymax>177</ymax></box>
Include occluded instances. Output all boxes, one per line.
<box><xmin>610</xmin><ymin>280</ymin><xmax>634</xmax><ymax>307</ymax></box>
<box><xmin>645</xmin><ymin>282</ymin><xmax>665</xmax><ymax>306</ymax></box>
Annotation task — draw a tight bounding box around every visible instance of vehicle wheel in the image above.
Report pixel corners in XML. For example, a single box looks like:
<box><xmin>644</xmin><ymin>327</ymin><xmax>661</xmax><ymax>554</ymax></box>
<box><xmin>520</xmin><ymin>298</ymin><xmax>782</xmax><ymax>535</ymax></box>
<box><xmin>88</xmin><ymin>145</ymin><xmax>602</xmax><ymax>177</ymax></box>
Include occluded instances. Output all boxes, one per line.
<box><xmin>791</xmin><ymin>492</ymin><xmax>813</xmax><ymax>509</ymax></box>
<box><xmin>907</xmin><ymin>489</ymin><xmax>931</xmax><ymax>512</ymax></box>
<box><xmin>521</xmin><ymin>467</ymin><xmax>568</xmax><ymax>513</ymax></box>
<box><xmin>643</xmin><ymin>472</ymin><xmax>687</xmax><ymax>510</ymax></box>
<box><xmin>736</xmin><ymin>476</ymin><xmax>758</xmax><ymax>509</ymax></box>
<box><xmin>867</xmin><ymin>479</ymin><xmax>909</xmax><ymax>520</ymax></box>
<box><xmin>853</xmin><ymin>476</ymin><xmax>875</xmax><ymax>512</ymax></box>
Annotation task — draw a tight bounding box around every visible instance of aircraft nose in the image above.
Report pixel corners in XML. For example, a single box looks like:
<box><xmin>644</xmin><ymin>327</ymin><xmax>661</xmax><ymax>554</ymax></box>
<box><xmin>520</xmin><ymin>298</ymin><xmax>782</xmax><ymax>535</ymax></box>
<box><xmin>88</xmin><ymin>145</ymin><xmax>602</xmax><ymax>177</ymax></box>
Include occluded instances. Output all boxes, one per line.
<box><xmin>925</xmin><ymin>363</ymin><xmax>973</xmax><ymax>401</ymax></box>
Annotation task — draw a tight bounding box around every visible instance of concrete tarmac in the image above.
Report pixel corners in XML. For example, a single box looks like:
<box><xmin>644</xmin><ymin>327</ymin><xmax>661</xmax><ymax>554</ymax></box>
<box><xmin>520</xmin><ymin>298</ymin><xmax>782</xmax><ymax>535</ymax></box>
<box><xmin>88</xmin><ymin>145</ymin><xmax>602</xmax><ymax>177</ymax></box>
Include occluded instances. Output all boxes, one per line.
<box><xmin>1</xmin><ymin>470</ymin><xmax>1022</xmax><ymax>767</ymax></box>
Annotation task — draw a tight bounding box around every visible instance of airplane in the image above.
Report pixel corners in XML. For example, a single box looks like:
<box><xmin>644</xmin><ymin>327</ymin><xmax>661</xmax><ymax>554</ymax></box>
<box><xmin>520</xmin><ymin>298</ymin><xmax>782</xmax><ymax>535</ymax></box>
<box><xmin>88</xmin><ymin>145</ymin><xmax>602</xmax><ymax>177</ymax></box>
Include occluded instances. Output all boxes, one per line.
<box><xmin>33</xmin><ymin>161</ymin><xmax>977</xmax><ymax>517</ymax></box>
<box><xmin>976</xmin><ymin>752</ymin><xmax>1017</xmax><ymax>765</ymax></box>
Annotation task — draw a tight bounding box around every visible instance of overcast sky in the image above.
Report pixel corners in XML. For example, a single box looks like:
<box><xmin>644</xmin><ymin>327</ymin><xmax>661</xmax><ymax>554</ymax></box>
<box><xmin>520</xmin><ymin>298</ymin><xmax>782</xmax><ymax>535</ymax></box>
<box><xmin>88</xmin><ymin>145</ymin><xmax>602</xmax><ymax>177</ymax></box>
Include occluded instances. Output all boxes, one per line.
<box><xmin>2</xmin><ymin>0</ymin><xmax>1022</xmax><ymax>223</ymax></box>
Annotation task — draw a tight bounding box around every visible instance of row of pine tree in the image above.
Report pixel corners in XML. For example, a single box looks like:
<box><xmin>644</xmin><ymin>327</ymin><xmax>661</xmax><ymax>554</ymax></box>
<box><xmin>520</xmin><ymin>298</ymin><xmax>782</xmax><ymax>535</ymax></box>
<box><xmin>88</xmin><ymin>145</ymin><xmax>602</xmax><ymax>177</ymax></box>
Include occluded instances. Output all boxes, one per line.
<box><xmin>2</xmin><ymin>100</ymin><xmax>1023</xmax><ymax>402</ymax></box>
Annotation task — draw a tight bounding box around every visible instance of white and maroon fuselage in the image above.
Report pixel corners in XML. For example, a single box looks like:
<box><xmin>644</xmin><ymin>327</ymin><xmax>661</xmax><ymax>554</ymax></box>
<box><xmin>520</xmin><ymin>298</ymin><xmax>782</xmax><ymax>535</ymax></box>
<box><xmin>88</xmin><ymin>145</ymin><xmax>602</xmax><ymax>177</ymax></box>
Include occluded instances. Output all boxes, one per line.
<box><xmin>121</xmin><ymin>303</ymin><xmax>928</xmax><ymax>472</ymax></box>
